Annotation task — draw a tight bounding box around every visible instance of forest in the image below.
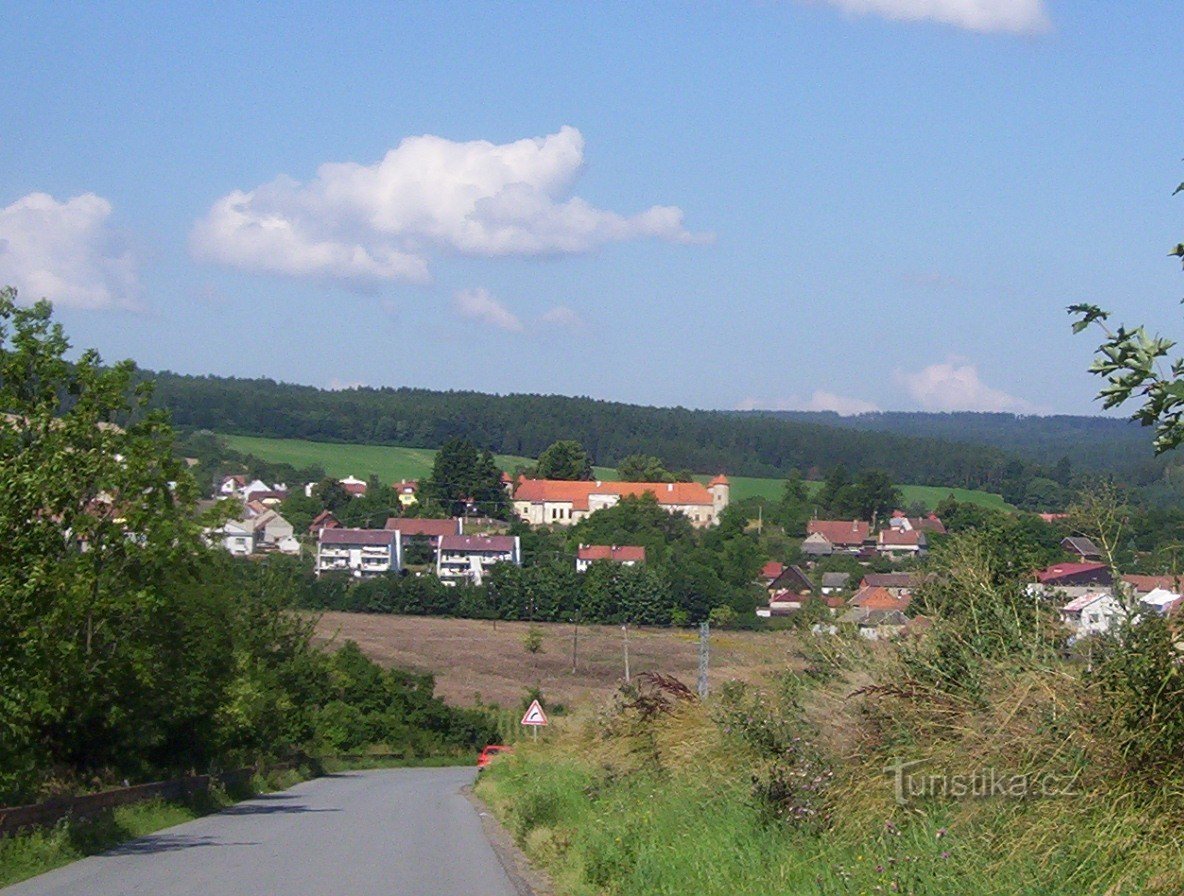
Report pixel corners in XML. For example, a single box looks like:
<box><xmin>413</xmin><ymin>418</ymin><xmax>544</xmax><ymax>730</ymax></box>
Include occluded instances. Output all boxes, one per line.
<box><xmin>145</xmin><ymin>372</ymin><xmax>1145</xmax><ymax>509</ymax></box>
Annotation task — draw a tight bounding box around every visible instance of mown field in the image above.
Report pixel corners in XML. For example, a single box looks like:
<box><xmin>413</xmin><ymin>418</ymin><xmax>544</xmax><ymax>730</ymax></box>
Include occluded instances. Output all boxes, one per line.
<box><xmin>222</xmin><ymin>433</ymin><xmax>1011</xmax><ymax>511</ymax></box>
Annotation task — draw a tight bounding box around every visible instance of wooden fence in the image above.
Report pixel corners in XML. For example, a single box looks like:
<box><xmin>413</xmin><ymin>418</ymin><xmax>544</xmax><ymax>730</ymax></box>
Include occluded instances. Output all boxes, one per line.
<box><xmin>0</xmin><ymin>767</ymin><xmax>259</xmax><ymax>838</ymax></box>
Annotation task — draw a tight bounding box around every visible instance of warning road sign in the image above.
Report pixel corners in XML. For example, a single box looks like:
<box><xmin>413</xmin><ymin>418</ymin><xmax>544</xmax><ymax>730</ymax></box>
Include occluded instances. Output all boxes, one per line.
<box><xmin>521</xmin><ymin>699</ymin><xmax>548</xmax><ymax>726</ymax></box>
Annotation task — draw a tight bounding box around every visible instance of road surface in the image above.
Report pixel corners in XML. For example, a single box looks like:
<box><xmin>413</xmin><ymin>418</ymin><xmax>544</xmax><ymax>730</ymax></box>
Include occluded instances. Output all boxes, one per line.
<box><xmin>3</xmin><ymin>767</ymin><xmax>522</xmax><ymax>896</ymax></box>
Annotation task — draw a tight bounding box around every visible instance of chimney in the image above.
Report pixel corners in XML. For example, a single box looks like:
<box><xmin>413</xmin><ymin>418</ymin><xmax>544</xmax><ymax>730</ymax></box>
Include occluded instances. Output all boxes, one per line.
<box><xmin>667</xmin><ymin>483</ymin><xmax>674</xmax><ymax>492</ymax></box>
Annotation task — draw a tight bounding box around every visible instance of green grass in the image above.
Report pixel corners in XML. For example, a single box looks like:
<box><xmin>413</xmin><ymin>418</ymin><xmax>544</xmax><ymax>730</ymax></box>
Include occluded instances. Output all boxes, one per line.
<box><xmin>222</xmin><ymin>433</ymin><xmax>1012</xmax><ymax>511</ymax></box>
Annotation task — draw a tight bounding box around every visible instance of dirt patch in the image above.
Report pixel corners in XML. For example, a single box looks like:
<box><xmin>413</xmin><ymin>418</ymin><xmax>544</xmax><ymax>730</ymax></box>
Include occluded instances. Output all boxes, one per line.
<box><xmin>311</xmin><ymin>612</ymin><xmax>805</xmax><ymax>709</ymax></box>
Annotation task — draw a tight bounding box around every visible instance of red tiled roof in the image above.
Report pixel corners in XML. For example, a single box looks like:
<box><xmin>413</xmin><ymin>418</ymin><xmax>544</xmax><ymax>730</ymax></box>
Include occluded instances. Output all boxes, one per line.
<box><xmin>850</xmin><ymin>586</ymin><xmax>911</xmax><ymax>612</ymax></box>
<box><xmin>309</xmin><ymin>510</ymin><xmax>340</xmax><ymax>532</ymax></box>
<box><xmin>439</xmin><ymin>534</ymin><xmax>518</xmax><ymax>553</ymax></box>
<box><xmin>879</xmin><ymin>529</ymin><xmax>925</xmax><ymax>547</ymax></box>
<box><xmin>577</xmin><ymin>545</ymin><xmax>646</xmax><ymax>563</ymax></box>
<box><xmin>1036</xmin><ymin>561</ymin><xmax>1109</xmax><ymax>584</ymax></box>
<box><xmin>760</xmin><ymin>561</ymin><xmax>785</xmax><ymax>580</ymax></box>
<box><xmin>385</xmin><ymin>517</ymin><xmax>461</xmax><ymax>537</ymax></box>
<box><xmin>392</xmin><ymin>479</ymin><xmax>418</xmax><ymax>493</ymax></box>
<box><xmin>343</xmin><ymin>481</ymin><xmax>367</xmax><ymax>496</ymax></box>
<box><xmin>709</xmin><ymin>474</ymin><xmax>729</xmax><ymax>486</ymax></box>
<box><xmin>1123</xmin><ymin>574</ymin><xmax>1184</xmax><ymax>594</ymax></box>
<box><xmin>319</xmin><ymin>528</ymin><xmax>396</xmax><ymax>546</ymax></box>
<box><xmin>806</xmin><ymin>520</ymin><xmax>870</xmax><ymax>546</ymax></box>
<box><xmin>512</xmin><ymin>479</ymin><xmax>715</xmax><ymax>510</ymax></box>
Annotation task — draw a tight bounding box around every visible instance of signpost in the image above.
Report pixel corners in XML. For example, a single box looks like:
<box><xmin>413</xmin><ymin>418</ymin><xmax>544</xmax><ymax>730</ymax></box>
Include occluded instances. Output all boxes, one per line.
<box><xmin>521</xmin><ymin>699</ymin><xmax>548</xmax><ymax>740</ymax></box>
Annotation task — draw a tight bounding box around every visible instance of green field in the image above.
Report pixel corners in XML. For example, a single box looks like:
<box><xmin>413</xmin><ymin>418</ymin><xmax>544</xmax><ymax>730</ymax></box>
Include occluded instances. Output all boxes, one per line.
<box><xmin>222</xmin><ymin>434</ymin><xmax>1011</xmax><ymax>511</ymax></box>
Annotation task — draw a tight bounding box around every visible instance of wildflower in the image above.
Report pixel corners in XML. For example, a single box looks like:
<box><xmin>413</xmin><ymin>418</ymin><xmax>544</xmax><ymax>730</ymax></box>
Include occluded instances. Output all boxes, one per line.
<box><xmin>935</xmin><ymin>827</ymin><xmax>947</xmax><ymax>839</ymax></box>
<box><xmin>941</xmin><ymin>851</ymin><xmax>950</xmax><ymax>860</ymax></box>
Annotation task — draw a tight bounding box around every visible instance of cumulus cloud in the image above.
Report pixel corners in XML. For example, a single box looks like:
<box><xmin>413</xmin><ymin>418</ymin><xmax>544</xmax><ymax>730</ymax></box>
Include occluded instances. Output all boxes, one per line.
<box><xmin>897</xmin><ymin>359</ymin><xmax>1036</xmax><ymax>412</ymax></box>
<box><xmin>191</xmin><ymin>126</ymin><xmax>703</xmax><ymax>286</ymax></box>
<box><xmin>815</xmin><ymin>0</ymin><xmax>1050</xmax><ymax>33</ymax></box>
<box><xmin>453</xmin><ymin>287</ymin><xmax>523</xmax><ymax>332</ymax></box>
<box><xmin>737</xmin><ymin>390</ymin><xmax>881</xmax><ymax>416</ymax></box>
<box><xmin>539</xmin><ymin>305</ymin><xmax>586</xmax><ymax>329</ymax></box>
<box><xmin>0</xmin><ymin>192</ymin><xmax>139</xmax><ymax>310</ymax></box>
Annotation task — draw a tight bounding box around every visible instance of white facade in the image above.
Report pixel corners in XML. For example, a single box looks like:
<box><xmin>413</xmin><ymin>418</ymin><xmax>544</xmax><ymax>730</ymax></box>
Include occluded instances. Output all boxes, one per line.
<box><xmin>1060</xmin><ymin>592</ymin><xmax>1125</xmax><ymax>638</ymax></box>
<box><xmin>316</xmin><ymin>529</ymin><xmax>402</xmax><ymax>578</ymax></box>
<box><xmin>436</xmin><ymin>535</ymin><xmax>521</xmax><ymax>586</ymax></box>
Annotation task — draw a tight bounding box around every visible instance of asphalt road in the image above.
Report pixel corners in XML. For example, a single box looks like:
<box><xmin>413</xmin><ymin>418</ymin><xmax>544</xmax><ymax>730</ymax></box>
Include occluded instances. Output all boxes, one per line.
<box><xmin>3</xmin><ymin>767</ymin><xmax>521</xmax><ymax>896</ymax></box>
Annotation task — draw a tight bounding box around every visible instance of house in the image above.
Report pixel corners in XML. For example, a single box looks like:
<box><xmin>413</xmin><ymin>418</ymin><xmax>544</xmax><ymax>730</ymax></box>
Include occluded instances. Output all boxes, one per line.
<box><xmin>511</xmin><ymin>475</ymin><xmax>730</xmax><ymax>528</ymax></box>
<box><xmin>211</xmin><ymin>519</ymin><xmax>255</xmax><ymax>556</ymax></box>
<box><xmin>308</xmin><ymin>510</ymin><xmax>341</xmax><ymax>535</ymax></box>
<box><xmin>820</xmin><ymin>572</ymin><xmax>851</xmax><ymax>595</ymax></box>
<box><xmin>576</xmin><ymin>544</ymin><xmax>646</xmax><ymax>573</ymax></box>
<box><xmin>252</xmin><ymin>510</ymin><xmax>299</xmax><ymax>554</ymax></box>
<box><xmin>384</xmin><ymin>517</ymin><xmax>463</xmax><ymax>548</ymax></box>
<box><xmin>1061</xmin><ymin>536</ymin><xmax>1102</xmax><ymax>561</ymax></box>
<box><xmin>859</xmin><ymin>572</ymin><xmax>924</xmax><ymax>596</ymax></box>
<box><xmin>1035</xmin><ymin>562</ymin><xmax>1112</xmax><ymax>590</ymax></box>
<box><xmin>837</xmin><ymin>607</ymin><xmax>910</xmax><ymax>640</ymax></box>
<box><xmin>218</xmin><ymin>474</ymin><xmax>248</xmax><ymax>498</ymax></box>
<box><xmin>849</xmin><ymin>585</ymin><xmax>911</xmax><ymax>613</ymax></box>
<box><xmin>1140</xmin><ymin>587</ymin><xmax>1182</xmax><ymax>617</ymax></box>
<box><xmin>1122</xmin><ymin>574</ymin><xmax>1184</xmax><ymax>597</ymax></box>
<box><xmin>888</xmin><ymin>511</ymin><xmax>946</xmax><ymax>536</ymax></box>
<box><xmin>759</xmin><ymin>561</ymin><xmax>786</xmax><ymax>587</ymax></box>
<box><xmin>1060</xmin><ymin>592</ymin><xmax>1125</xmax><ymax>638</ymax></box>
<box><xmin>340</xmin><ymin>475</ymin><xmax>368</xmax><ymax>497</ymax></box>
<box><xmin>392</xmin><ymin>480</ymin><xmax>419</xmax><ymax>507</ymax></box>
<box><xmin>316</xmin><ymin>528</ymin><xmax>401</xmax><ymax>578</ymax></box>
<box><xmin>803</xmin><ymin>520</ymin><xmax>872</xmax><ymax>556</ymax></box>
<box><xmin>436</xmin><ymin>534</ymin><xmax>522</xmax><ymax>586</ymax></box>
<box><xmin>768</xmin><ymin>565</ymin><xmax>813</xmax><ymax>596</ymax></box>
<box><xmin>876</xmin><ymin>528</ymin><xmax>927</xmax><ymax>558</ymax></box>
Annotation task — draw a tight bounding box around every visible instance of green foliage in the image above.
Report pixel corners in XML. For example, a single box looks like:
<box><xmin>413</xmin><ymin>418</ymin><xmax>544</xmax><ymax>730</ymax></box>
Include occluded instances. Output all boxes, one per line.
<box><xmin>616</xmin><ymin>453</ymin><xmax>688</xmax><ymax>482</ymax></box>
<box><xmin>533</xmin><ymin>439</ymin><xmax>593</xmax><ymax>480</ymax></box>
<box><xmin>523</xmin><ymin>626</ymin><xmax>544</xmax><ymax>654</ymax></box>
<box><xmin>421</xmin><ymin>437</ymin><xmax>509</xmax><ymax>518</ymax></box>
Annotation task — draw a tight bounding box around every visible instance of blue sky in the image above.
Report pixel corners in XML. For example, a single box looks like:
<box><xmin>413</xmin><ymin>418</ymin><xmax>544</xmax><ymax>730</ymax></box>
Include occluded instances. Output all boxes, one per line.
<box><xmin>1</xmin><ymin>1</ymin><xmax>1181</xmax><ymax>416</ymax></box>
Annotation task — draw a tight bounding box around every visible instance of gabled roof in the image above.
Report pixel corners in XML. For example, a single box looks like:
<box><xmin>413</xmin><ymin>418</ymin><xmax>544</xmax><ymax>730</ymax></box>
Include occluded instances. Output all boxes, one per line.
<box><xmin>512</xmin><ymin>478</ymin><xmax>715</xmax><ymax>510</ymax></box>
<box><xmin>439</xmin><ymin>534</ymin><xmax>518</xmax><ymax>553</ymax></box>
<box><xmin>1123</xmin><ymin>574</ymin><xmax>1184</xmax><ymax>595</ymax></box>
<box><xmin>1036</xmin><ymin>561</ymin><xmax>1111</xmax><ymax>585</ymax></box>
<box><xmin>806</xmin><ymin>520</ymin><xmax>871</xmax><ymax>546</ymax></box>
<box><xmin>385</xmin><ymin>517</ymin><xmax>462</xmax><ymax>538</ymax></box>
<box><xmin>319</xmin><ymin>528</ymin><xmax>396</xmax><ymax>546</ymax></box>
<box><xmin>850</xmin><ymin>585</ymin><xmax>911</xmax><ymax>612</ymax></box>
<box><xmin>309</xmin><ymin>510</ymin><xmax>340</xmax><ymax>532</ymax></box>
<box><xmin>578</xmin><ymin>545</ymin><xmax>646</xmax><ymax>563</ymax></box>
<box><xmin>769</xmin><ymin>565</ymin><xmax>814</xmax><ymax>594</ymax></box>
<box><xmin>860</xmin><ymin>572</ymin><xmax>921</xmax><ymax>589</ymax></box>
<box><xmin>1061</xmin><ymin>592</ymin><xmax>1114</xmax><ymax>614</ymax></box>
<box><xmin>821</xmin><ymin>572</ymin><xmax>851</xmax><ymax>588</ymax></box>
<box><xmin>392</xmin><ymin>479</ymin><xmax>419</xmax><ymax>493</ymax></box>
<box><xmin>878</xmin><ymin>529</ymin><xmax>926</xmax><ymax>548</ymax></box>
<box><xmin>1061</xmin><ymin>536</ymin><xmax>1102</xmax><ymax>557</ymax></box>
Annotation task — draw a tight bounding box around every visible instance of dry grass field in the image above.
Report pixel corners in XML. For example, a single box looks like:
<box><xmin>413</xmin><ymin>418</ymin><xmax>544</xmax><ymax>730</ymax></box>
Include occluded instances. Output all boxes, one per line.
<box><xmin>312</xmin><ymin>611</ymin><xmax>806</xmax><ymax>709</ymax></box>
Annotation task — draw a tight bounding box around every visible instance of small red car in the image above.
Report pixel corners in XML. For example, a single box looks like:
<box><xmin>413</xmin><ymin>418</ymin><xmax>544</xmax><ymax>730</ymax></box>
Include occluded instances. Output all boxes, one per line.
<box><xmin>477</xmin><ymin>744</ymin><xmax>512</xmax><ymax>771</ymax></box>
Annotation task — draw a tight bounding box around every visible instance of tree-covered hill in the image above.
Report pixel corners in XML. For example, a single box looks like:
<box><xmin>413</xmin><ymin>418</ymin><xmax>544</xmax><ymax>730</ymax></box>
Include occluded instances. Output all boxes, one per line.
<box><xmin>147</xmin><ymin>372</ymin><xmax>1058</xmax><ymax>499</ymax></box>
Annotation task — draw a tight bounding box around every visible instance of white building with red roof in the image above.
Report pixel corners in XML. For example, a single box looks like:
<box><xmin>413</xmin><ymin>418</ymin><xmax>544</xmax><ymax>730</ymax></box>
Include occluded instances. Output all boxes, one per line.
<box><xmin>512</xmin><ymin>474</ymin><xmax>729</xmax><ymax>528</ymax></box>
<box><xmin>436</xmin><ymin>534</ymin><xmax>522</xmax><ymax>586</ymax></box>
<box><xmin>315</xmin><ymin>528</ymin><xmax>401</xmax><ymax>578</ymax></box>
<box><xmin>576</xmin><ymin>544</ymin><xmax>646</xmax><ymax>573</ymax></box>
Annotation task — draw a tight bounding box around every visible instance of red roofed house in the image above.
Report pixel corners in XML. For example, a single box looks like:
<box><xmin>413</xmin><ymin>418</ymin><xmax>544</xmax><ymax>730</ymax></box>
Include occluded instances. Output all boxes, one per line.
<box><xmin>1035</xmin><ymin>562</ymin><xmax>1112</xmax><ymax>589</ymax></box>
<box><xmin>437</xmin><ymin>534</ymin><xmax>522</xmax><ymax>586</ymax></box>
<box><xmin>759</xmin><ymin>561</ymin><xmax>786</xmax><ymax>586</ymax></box>
<box><xmin>392</xmin><ymin>480</ymin><xmax>419</xmax><ymax>507</ymax></box>
<box><xmin>576</xmin><ymin>544</ymin><xmax>646</xmax><ymax>573</ymax></box>
<box><xmin>803</xmin><ymin>520</ymin><xmax>872</xmax><ymax>556</ymax></box>
<box><xmin>877</xmin><ymin>528</ymin><xmax>928</xmax><ymax>558</ymax></box>
<box><xmin>384</xmin><ymin>517</ymin><xmax>463</xmax><ymax>548</ymax></box>
<box><xmin>1123</xmin><ymin>574</ymin><xmax>1184</xmax><ymax>597</ymax></box>
<box><xmin>315</xmin><ymin>528</ymin><xmax>401</xmax><ymax>578</ymax></box>
<box><xmin>849</xmin><ymin>585</ymin><xmax>911</xmax><ymax>613</ymax></box>
<box><xmin>308</xmin><ymin>510</ymin><xmax>340</xmax><ymax>535</ymax></box>
<box><xmin>340</xmin><ymin>475</ymin><xmax>368</xmax><ymax>497</ymax></box>
<box><xmin>512</xmin><ymin>475</ymin><xmax>730</xmax><ymax>528</ymax></box>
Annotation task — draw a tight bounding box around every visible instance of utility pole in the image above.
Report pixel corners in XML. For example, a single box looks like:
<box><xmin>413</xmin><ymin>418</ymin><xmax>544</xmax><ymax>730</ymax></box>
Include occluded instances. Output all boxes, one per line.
<box><xmin>622</xmin><ymin>623</ymin><xmax>630</xmax><ymax>683</ymax></box>
<box><xmin>571</xmin><ymin>610</ymin><xmax>579</xmax><ymax>674</ymax></box>
<box><xmin>697</xmin><ymin>621</ymin><xmax>710</xmax><ymax>698</ymax></box>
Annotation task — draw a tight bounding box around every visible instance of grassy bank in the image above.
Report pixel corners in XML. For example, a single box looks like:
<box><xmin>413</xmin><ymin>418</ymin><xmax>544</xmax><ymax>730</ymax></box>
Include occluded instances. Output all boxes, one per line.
<box><xmin>476</xmin><ymin>647</ymin><xmax>1184</xmax><ymax>895</ymax></box>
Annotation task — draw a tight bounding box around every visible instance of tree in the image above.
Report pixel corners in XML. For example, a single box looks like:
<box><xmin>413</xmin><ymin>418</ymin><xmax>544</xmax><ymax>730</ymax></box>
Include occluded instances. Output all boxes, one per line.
<box><xmin>1069</xmin><ymin>174</ymin><xmax>1184</xmax><ymax>453</ymax></box>
<box><xmin>617</xmin><ymin>454</ymin><xmax>676</xmax><ymax>482</ymax></box>
<box><xmin>421</xmin><ymin>438</ymin><xmax>509</xmax><ymax>518</ymax></box>
<box><xmin>535</xmin><ymin>440</ymin><xmax>593</xmax><ymax>480</ymax></box>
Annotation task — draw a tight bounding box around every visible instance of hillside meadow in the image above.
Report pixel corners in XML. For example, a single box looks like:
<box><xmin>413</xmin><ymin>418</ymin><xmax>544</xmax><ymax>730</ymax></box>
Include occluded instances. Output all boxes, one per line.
<box><xmin>220</xmin><ymin>433</ymin><xmax>1011</xmax><ymax>511</ymax></box>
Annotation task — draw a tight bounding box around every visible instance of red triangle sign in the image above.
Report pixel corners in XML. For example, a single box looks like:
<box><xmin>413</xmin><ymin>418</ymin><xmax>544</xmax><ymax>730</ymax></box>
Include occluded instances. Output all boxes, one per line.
<box><xmin>521</xmin><ymin>699</ymin><xmax>548</xmax><ymax>726</ymax></box>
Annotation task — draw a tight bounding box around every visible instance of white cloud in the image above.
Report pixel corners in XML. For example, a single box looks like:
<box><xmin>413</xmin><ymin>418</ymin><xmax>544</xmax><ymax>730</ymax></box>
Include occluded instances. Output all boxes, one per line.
<box><xmin>898</xmin><ymin>359</ymin><xmax>1036</xmax><ymax>412</ymax></box>
<box><xmin>814</xmin><ymin>0</ymin><xmax>1049</xmax><ymax>33</ymax></box>
<box><xmin>539</xmin><ymin>305</ymin><xmax>585</xmax><ymax>329</ymax></box>
<box><xmin>737</xmin><ymin>390</ymin><xmax>881</xmax><ymax>416</ymax></box>
<box><xmin>453</xmin><ymin>288</ymin><xmax>523</xmax><ymax>332</ymax></box>
<box><xmin>0</xmin><ymin>192</ymin><xmax>139</xmax><ymax>310</ymax></box>
<box><xmin>191</xmin><ymin>126</ymin><xmax>704</xmax><ymax>286</ymax></box>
